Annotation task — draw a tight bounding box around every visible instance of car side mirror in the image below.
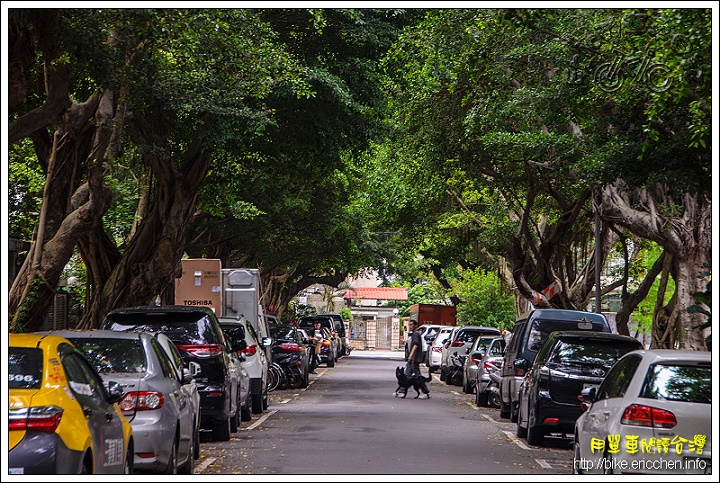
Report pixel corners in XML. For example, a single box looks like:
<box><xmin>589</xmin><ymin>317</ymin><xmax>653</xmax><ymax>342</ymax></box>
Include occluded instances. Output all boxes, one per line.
<box><xmin>234</xmin><ymin>339</ymin><xmax>247</xmax><ymax>352</ymax></box>
<box><xmin>465</xmin><ymin>348</ymin><xmax>470</xmax><ymax>354</ymax></box>
<box><xmin>471</xmin><ymin>351</ymin><xmax>484</xmax><ymax>360</ymax></box>
<box><xmin>513</xmin><ymin>358</ymin><xmax>529</xmax><ymax>370</ymax></box>
<box><xmin>106</xmin><ymin>381</ymin><xmax>125</xmax><ymax>404</ymax></box>
<box><xmin>261</xmin><ymin>336</ymin><xmax>273</xmax><ymax>347</ymax></box>
<box><xmin>579</xmin><ymin>386</ymin><xmax>597</xmax><ymax>412</ymax></box>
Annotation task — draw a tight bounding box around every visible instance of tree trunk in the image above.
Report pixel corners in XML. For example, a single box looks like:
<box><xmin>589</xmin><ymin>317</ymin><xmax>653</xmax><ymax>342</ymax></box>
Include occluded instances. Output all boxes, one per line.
<box><xmin>600</xmin><ymin>183</ymin><xmax>710</xmax><ymax>350</ymax></box>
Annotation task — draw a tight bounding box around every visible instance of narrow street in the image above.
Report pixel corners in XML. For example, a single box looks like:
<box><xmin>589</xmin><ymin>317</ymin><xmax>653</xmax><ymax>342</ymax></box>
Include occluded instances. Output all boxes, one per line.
<box><xmin>195</xmin><ymin>351</ymin><xmax>574</xmax><ymax>475</ymax></box>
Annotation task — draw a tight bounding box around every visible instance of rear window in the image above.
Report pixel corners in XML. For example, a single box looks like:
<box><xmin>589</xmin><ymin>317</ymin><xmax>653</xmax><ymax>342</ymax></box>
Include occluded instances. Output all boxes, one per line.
<box><xmin>528</xmin><ymin>319</ymin><xmax>607</xmax><ymax>352</ymax></box>
<box><xmin>458</xmin><ymin>329</ymin><xmax>499</xmax><ymax>343</ymax></box>
<box><xmin>550</xmin><ymin>339</ymin><xmax>642</xmax><ymax>368</ymax></box>
<box><xmin>641</xmin><ymin>364</ymin><xmax>711</xmax><ymax>403</ymax></box>
<box><xmin>104</xmin><ymin>312</ymin><xmax>221</xmax><ymax>345</ymax></box>
<box><xmin>69</xmin><ymin>338</ymin><xmax>147</xmax><ymax>374</ymax></box>
<box><xmin>297</xmin><ymin>317</ymin><xmax>332</xmax><ymax>330</ymax></box>
<box><xmin>270</xmin><ymin>325</ymin><xmax>297</xmax><ymax>340</ymax></box>
<box><xmin>9</xmin><ymin>347</ymin><xmax>43</xmax><ymax>389</ymax></box>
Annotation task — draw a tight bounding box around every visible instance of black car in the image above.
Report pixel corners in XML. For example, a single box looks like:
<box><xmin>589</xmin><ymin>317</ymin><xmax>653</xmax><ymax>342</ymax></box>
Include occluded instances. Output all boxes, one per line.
<box><xmin>516</xmin><ymin>330</ymin><xmax>643</xmax><ymax>447</ymax></box>
<box><xmin>268</xmin><ymin>324</ymin><xmax>311</xmax><ymax>389</ymax></box>
<box><xmin>499</xmin><ymin>309</ymin><xmax>612</xmax><ymax>422</ymax></box>
<box><xmin>316</xmin><ymin>313</ymin><xmax>351</xmax><ymax>357</ymax></box>
<box><xmin>101</xmin><ymin>305</ymin><xmax>244</xmax><ymax>442</ymax></box>
<box><xmin>296</xmin><ymin>315</ymin><xmax>341</xmax><ymax>362</ymax></box>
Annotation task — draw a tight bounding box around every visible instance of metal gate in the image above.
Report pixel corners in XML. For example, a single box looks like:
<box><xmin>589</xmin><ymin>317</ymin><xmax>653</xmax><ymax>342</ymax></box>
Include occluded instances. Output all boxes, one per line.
<box><xmin>375</xmin><ymin>316</ymin><xmax>393</xmax><ymax>349</ymax></box>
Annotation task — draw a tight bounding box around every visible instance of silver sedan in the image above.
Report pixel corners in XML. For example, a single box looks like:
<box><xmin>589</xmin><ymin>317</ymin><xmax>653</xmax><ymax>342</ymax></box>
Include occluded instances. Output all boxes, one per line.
<box><xmin>48</xmin><ymin>329</ymin><xmax>197</xmax><ymax>474</ymax></box>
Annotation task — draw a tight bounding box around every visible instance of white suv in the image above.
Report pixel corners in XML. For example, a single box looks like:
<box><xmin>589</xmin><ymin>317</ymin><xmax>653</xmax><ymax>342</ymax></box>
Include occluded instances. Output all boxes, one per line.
<box><xmin>427</xmin><ymin>326</ymin><xmax>453</xmax><ymax>373</ymax></box>
<box><xmin>218</xmin><ymin>316</ymin><xmax>272</xmax><ymax>414</ymax></box>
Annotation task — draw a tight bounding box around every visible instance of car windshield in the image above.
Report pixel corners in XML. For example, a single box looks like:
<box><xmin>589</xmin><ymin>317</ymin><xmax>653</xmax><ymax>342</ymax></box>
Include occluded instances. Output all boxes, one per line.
<box><xmin>104</xmin><ymin>312</ymin><xmax>220</xmax><ymax>345</ymax></box>
<box><xmin>69</xmin><ymin>338</ymin><xmax>147</xmax><ymax>374</ymax></box>
<box><xmin>549</xmin><ymin>339</ymin><xmax>641</xmax><ymax>368</ymax></box>
<box><xmin>9</xmin><ymin>347</ymin><xmax>43</xmax><ymax>389</ymax></box>
<box><xmin>640</xmin><ymin>363</ymin><xmax>711</xmax><ymax>403</ymax></box>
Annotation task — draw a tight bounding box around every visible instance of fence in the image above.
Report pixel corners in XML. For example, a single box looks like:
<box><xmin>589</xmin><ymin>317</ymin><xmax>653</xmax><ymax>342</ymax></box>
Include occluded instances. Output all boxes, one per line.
<box><xmin>348</xmin><ymin>316</ymin><xmax>403</xmax><ymax>351</ymax></box>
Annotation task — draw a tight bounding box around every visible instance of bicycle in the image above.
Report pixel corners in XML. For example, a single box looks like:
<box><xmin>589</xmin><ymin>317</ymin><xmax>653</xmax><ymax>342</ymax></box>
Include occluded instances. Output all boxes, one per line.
<box><xmin>267</xmin><ymin>362</ymin><xmax>285</xmax><ymax>393</ymax></box>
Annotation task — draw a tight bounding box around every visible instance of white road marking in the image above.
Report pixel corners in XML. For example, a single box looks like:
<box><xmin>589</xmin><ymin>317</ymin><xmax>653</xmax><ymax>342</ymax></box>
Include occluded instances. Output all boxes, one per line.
<box><xmin>241</xmin><ymin>409</ymin><xmax>278</xmax><ymax>430</ymax></box>
<box><xmin>503</xmin><ymin>430</ymin><xmax>532</xmax><ymax>450</ymax></box>
<box><xmin>536</xmin><ymin>459</ymin><xmax>552</xmax><ymax>468</ymax></box>
<box><xmin>194</xmin><ymin>457</ymin><xmax>216</xmax><ymax>474</ymax></box>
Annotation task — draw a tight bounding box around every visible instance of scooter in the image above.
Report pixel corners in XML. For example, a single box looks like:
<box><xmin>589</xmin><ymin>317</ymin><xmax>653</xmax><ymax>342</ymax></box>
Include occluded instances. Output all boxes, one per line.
<box><xmin>446</xmin><ymin>355</ymin><xmax>466</xmax><ymax>386</ymax></box>
<box><xmin>486</xmin><ymin>368</ymin><xmax>502</xmax><ymax>408</ymax></box>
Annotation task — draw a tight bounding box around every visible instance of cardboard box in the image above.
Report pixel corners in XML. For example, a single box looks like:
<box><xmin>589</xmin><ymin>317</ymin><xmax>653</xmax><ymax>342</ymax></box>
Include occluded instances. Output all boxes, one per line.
<box><xmin>174</xmin><ymin>259</ymin><xmax>222</xmax><ymax>313</ymax></box>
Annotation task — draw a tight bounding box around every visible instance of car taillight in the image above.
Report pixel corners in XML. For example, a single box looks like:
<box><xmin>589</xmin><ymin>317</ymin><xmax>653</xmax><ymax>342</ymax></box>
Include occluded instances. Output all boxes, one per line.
<box><xmin>242</xmin><ymin>344</ymin><xmax>258</xmax><ymax>357</ymax></box>
<box><xmin>119</xmin><ymin>391</ymin><xmax>165</xmax><ymax>411</ymax></box>
<box><xmin>9</xmin><ymin>406</ymin><xmax>63</xmax><ymax>433</ymax></box>
<box><xmin>483</xmin><ymin>361</ymin><xmax>500</xmax><ymax>372</ymax></box>
<box><xmin>278</xmin><ymin>342</ymin><xmax>302</xmax><ymax>352</ymax></box>
<box><xmin>621</xmin><ymin>404</ymin><xmax>677</xmax><ymax>428</ymax></box>
<box><xmin>514</xmin><ymin>367</ymin><xmax>526</xmax><ymax>377</ymax></box>
<box><xmin>432</xmin><ymin>346</ymin><xmax>442</xmax><ymax>353</ymax></box>
<box><xmin>176</xmin><ymin>344</ymin><xmax>223</xmax><ymax>358</ymax></box>
<box><xmin>471</xmin><ymin>356</ymin><xmax>482</xmax><ymax>364</ymax></box>
<box><xmin>451</xmin><ymin>340</ymin><xmax>464</xmax><ymax>347</ymax></box>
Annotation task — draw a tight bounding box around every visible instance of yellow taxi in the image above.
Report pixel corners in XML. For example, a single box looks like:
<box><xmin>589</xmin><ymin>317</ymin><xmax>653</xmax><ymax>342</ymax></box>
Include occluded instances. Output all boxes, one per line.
<box><xmin>9</xmin><ymin>333</ymin><xmax>134</xmax><ymax>474</ymax></box>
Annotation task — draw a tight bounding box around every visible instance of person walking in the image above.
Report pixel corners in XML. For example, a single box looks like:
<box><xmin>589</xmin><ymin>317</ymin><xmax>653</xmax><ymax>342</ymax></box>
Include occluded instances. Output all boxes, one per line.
<box><xmin>406</xmin><ymin>319</ymin><xmax>431</xmax><ymax>398</ymax></box>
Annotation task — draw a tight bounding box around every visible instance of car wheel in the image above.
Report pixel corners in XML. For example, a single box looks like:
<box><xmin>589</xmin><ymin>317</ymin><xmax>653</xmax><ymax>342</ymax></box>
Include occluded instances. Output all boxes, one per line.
<box><xmin>178</xmin><ymin>433</ymin><xmax>195</xmax><ymax>474</ymax></box>
<box><xmin>327</xmin><ymin>354</ymin><xmax>335</xmax><ymax>367</ymax></box>
<box><xmin>439</xmin><ymin>367</ymin><xmax>446</xmax><ymax>382</ymax></box>
<box><xmin>516</xmin><ymin>419</ymin><xmax>528</xmax><ymax>439</ymax></box>
<box><xmin>252</xmin><ymin>390</ymin><xmax>263</xmax><ymax>414</ymax></box>
<box><xmin>526</xmin><ymin>424</ymin><xmax>544</xmax><ymax>446</ymax></box>
<box><xmin>510</xmin><ymin>402</ymin><xmax>519</xmax><ymax>423</ymax></box>
<box><xmin>573</xmin><ymin>435</ymin><xmax>583</xmax><ymax>475</ymax></box>
<box><xmin>212</xmin><ymin>414</ymin><xmax>231</xmax><ymax>442</ymax></box>
<box><xmin>163</xmin><ymin>437</ymin><xmax>178</xmax><ymax>474</ymax></box>
<box><xmin>193</xmin><ymin>424</ymin><xmax>200</xmax><ymax>460</ymax></box>
<box><xmin>122</xmin><ymin>441</ymin><xmax>134</xmax><ymax>474</ymax></box>
<box><xmin>262</xmin><ymin>393</ymin><xmax>268</xmax><ymax>411</ymax></box>
<box><xmin>488</xmin><ymin>390</ymin><xmax>501</xmax><ymax>409</ymax></box>
<box><xmin>602</xmin><ymin>451</ymin><xmax>614</xmax><ymax>475</ymax></box>
<box><xmin>241</xmin><ymin>393</ymin><xmax>253</xmax><ymax>422</ymax></box>
<box><xmin>300</xmin><ymin>368</ymin><xmax>309</xmax><ymax>388</ymax></box>
<box><xmin>462</xmin><ymin>376</ymin><xmax>472</xmax><ymax>394</ymax></box>
<box><xmin>476</xmin><ymin>389</ymin><xmax>488</xmax><ymax>407</ymax></box>
<box><xmin>230</xmin><ymin>408</ymin><xmax>239</xmax><ymax>433</ymax></box>
<box><xmin>499</xmin><ymin>400</ymin><xmax>511</xmax><ymax>419</ymax></box>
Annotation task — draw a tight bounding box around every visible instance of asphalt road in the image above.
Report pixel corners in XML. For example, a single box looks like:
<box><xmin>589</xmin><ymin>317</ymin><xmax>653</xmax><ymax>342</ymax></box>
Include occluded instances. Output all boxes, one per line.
<box><xmin>194</xmin><ymin>351</ymin><xmax>574</xmax><ymax>476</ymax></box>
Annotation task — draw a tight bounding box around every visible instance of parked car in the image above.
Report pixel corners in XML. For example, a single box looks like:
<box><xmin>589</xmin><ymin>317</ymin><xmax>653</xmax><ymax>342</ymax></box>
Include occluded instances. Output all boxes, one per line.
<box><xmin>499</xmin><ymin>309</ymin><xmax>612</xmax><ymax>422</ymax></box>
<box><xmin>297</xmin><ymin>315</ymin><xmax>341</xmax><ymax>363</ymax></box>
<box><xmin>218</xmin><ymin>316</ymin><xmax>271</xmax><ymax>415</ymax></box>
<box><xmin>440</xmin><ymin>325</ymin><xmax>502</xmax><ymax>384</ymax></box>
<box><xmin>154</xmin><ymin>333</ymin><xmax>202</xmax><ymax>460</ymax></box>
<box><xmin>574</xmin><ymin>349</ymin><xmax>711</xmax><ymax>475</ymax></box>
<box><xmin>462</xmin><ymin>335</ymin><xmax>504</xmax><ymax>394</ymax></box>
<box><xmin>516</xmin><ymin>331</ymin><xmax>643</xmax><ymax>447</ymax></box>
<box><xmin>317</xmin><ymin>313</ymin><xmax>352</xmax><ymax>357</ymax></box>
<box><xmin>427</xmin><ymin>326</ymin><xmax>453</xmax><ymax>373</ymax></box>
<box><xmin>474</xmin><ymin>337</ymin><xmax>506</xmax><ymax>408</ymax></box>
<box><xmin>101</xmin><ymin>305</ymin><xmax>240</xmax><ymax>442</ymax></box>
<box><xmin>475</xmin><ymin>337</ymin><xmax>506</xmax><ymax>408</ymax></box>
<box><xmin>45</xmin><ymin>330</ymin><xmax>199</xmax><ymax>474</ymax></box>
<box><xmin>223</xmin><ymin>332</ymin><xmax>252</xmax><ymax>430</ymax></box>
<box><xmin>9</xmin><ymin>333</ymin><xmax>134</xmax><ymax>474</ymax></box>
<box><xmin>404</xmin><ymin>323</ymin><xmax>444</xmax><ymax>363</ymax></box>
<box><xmin>268</xmin><ymin>324</ymin><xmax>311</xmax><ymax>389</ymax></box>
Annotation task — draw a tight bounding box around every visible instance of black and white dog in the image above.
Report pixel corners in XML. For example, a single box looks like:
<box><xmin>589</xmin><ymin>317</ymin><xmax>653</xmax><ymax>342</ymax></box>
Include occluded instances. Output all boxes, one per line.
<box><xmin>393</xmin><ymin>366</ymin><xmax>432</xmax><ymax>399</ymax></box>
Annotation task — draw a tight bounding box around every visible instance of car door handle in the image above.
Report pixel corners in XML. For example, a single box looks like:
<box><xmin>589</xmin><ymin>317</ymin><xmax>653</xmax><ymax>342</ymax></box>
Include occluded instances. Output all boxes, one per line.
<box><xmin>603</xmin><ymin>411</ymin><xmax>611</xmax><ymax>419</ymax></box>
